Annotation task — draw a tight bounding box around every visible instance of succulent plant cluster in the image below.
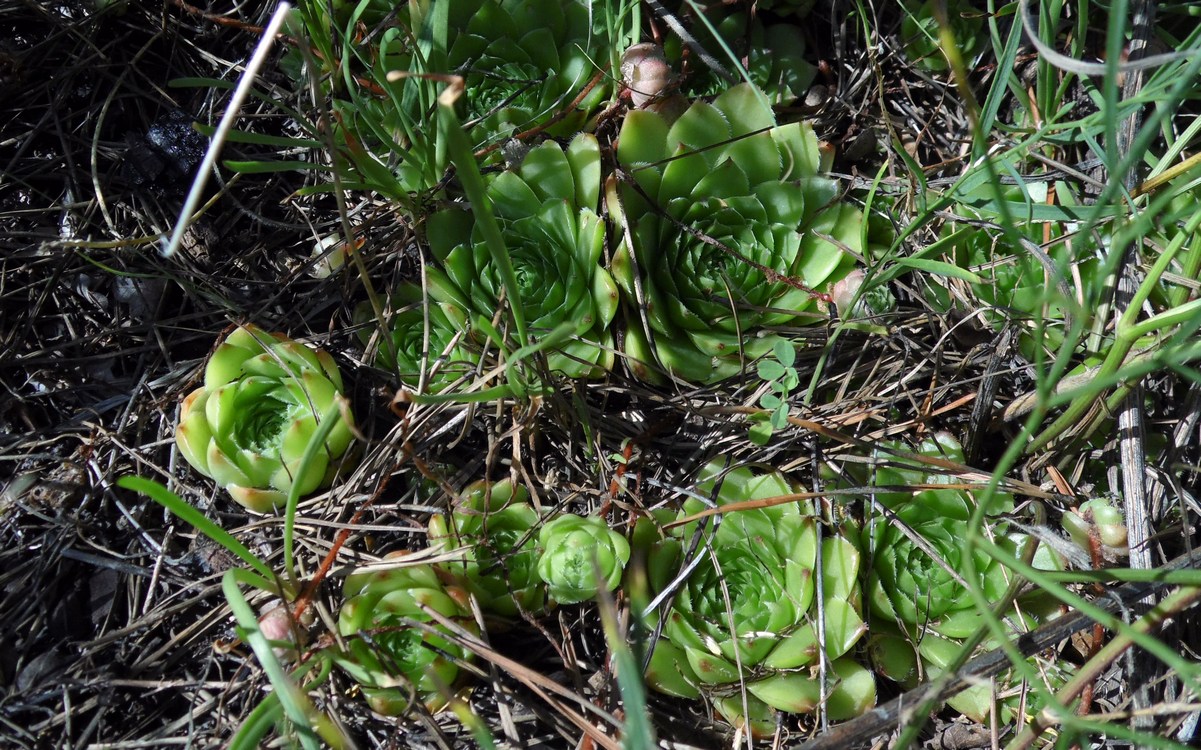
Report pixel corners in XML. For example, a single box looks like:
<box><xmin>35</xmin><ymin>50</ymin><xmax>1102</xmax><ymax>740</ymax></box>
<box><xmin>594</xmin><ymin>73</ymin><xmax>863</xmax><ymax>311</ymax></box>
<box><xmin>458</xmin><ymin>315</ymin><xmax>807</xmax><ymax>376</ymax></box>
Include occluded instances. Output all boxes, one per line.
<box><xmin>289</xmin><ymin>0</ymin><xmax>615</xmax><ymax>196</ymax></box>
<box><xmin>366</xmin><ymin>78</ymin><xmax>867</xmax><ymax>388</ymax></box>
<box><xmin>332</xmin><ymin>479</ymin><xmax>630</xmax><ymax>712</ymax></box>
<box><xmin>175</xmin><ymin>325</ymin><xmax>357</xmax><ymax>513</ymax></box>
<box><xmin>167</xmin><ymin>7</ymin><xmax>1105</xmax><ymax>740</ymax></box>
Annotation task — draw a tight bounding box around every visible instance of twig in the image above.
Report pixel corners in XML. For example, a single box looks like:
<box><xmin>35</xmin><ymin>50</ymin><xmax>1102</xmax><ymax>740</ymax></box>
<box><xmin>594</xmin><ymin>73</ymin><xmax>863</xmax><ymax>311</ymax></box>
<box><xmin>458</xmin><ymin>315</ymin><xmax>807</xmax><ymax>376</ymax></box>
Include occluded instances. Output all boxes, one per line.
<box><xmin>1115</xmin><ymin>0</ymin><xmax>1158</xmax><ymax>730</ymax></box>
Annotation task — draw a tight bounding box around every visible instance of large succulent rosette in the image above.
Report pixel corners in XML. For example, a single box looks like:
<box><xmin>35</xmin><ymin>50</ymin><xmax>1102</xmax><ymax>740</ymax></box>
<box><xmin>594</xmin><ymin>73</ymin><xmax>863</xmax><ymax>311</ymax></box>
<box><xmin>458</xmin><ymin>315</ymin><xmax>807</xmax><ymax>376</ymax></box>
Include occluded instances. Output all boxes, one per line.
<box><xmin>848</xmin><ymin>433</ymin><xmax>1070</xmax><ymax>722</ymax></box>
<box><xmin>444</xmin><ymin>0</ymin><xmax>612</xmax><ymax>149</ymax></box>
<box><xmin>175</xmin><ymin>325</ymin><xmax>355</xmax><ymax>513</ymax></box>
<box><xmin>356</xmin><ymin>284</ymin><xmax>480</xmax><ymax>393</ymax></box>
<box><xmin>640</xmin><ymin>461</ymin><xmax>874</xmax><ymax>734</ymax></box>
<box><xmin>336</xmin><ymin>555</ymin><xmax>478</xmax><ymax>715</ymax></box>
<box><xmin>613</xmin><ymin>83</ymin><xmax>862</xmax><ymax>383</ymax></box>
<box><xmin>428</xmin><ymin>479</ymin><xmax>547</xmax><ymax>618</ymax></box>
<box><xmin>427</xmin><ymin>133</ymin><xmax>618</xmax><ymax>379</ymax></box>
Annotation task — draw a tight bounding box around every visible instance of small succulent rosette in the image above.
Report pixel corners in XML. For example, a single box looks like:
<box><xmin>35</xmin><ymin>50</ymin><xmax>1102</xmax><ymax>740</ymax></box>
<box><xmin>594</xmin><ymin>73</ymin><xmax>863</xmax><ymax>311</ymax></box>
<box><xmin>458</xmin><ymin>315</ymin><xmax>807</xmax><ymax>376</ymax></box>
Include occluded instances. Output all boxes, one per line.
<box><xmin>536</xmin><ymin>515</ymin><xmax>631</xmax><ymax>605</ymax></box>
<box><xmin>932</xmin><ymin>173</ymin><xmax>1196</xmax><ymax>364</ymax></box>
<box><xmin>639</xmin><ymin>461</ymin><xmax>874</xmax><ymax>735</ymax></box>
<box><xmin>428</xmin><ymin>479</ymin><xmax>547</xmax><ymax>619</ymax></box>
<box><xmin>1063</xmin><ymin>496</ymin><xmax>1129</xmax><ymax>561</ymax></box>
<box><xmin>356</xmin><ymin>285</ymin><xmax>480</xmax><ymax>393</ymax></box>
<box><xmin>336</xmin><ymin>554</ymin><xmax>479</xmax><ymax>716</ymax></box>
<box><xmin>612</xmin><ymin>83</ymin><xmax>862</xmax><ymax>383</ymax></box>
<box><xmin>931</xmin><ymin>196</ymin><xmax>1101</xmax><ymax>361</ymax></box>
<box><xmin>426</xmin><ymin>133</ymin><xmax>619</xmax><ymax>379</ymax></box>
<box><xmin>175</xmin><ymin>325</ymin><xmax>355</xmax><ymax>513</ymax></box>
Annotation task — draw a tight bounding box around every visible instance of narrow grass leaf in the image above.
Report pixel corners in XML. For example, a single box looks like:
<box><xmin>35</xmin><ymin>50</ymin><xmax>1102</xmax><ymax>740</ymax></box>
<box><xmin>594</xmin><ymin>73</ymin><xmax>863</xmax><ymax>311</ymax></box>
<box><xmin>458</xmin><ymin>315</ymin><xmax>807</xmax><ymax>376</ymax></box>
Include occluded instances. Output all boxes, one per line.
<box><xmin>117</xmin><ymin>475</ymin><xmax>277</xmax><ymax>585</ymax></box>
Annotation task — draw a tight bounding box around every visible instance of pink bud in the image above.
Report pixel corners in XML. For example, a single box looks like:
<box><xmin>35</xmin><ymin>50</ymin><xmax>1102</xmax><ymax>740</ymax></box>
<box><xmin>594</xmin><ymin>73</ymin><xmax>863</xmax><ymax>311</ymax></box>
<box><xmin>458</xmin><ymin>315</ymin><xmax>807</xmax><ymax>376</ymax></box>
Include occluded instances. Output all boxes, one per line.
<box><xmin>621</xmin><ymin>43</ymin><xmax>675</xmax><ymax>109</ymax></box>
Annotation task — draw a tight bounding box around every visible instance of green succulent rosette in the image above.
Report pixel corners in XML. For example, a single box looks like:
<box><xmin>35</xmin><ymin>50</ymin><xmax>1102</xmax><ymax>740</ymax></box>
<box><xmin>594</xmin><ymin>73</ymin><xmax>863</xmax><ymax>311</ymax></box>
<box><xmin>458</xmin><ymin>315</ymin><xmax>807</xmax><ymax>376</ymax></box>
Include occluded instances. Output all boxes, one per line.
<box><xmin>932</xmin><ymin>194</ymin><xmax>1103</xmax><ymax>362</ymax></box>
<box><xmin>427</xmin><ymin>133</ymin><xmax>619</xmax><ymax>379</ymax></box>
<box><xmin>641</xmin><ymin>461</ymin><xmax>874</xmax><ymax>734</ymax></box>
<box><xmin>428</xmin><ymin>479</ymin><xmax>547</xmax><ymax>618</ymax></box>
<box><xmin>674</xmin><ymin>11</ymin><xmax>816</xmax><ymax>105</ymax></box>
<box><xmin>933</xmin><ymin>175</ymin><xmax>1197</xmax><ymax>364</ymax></box>
<box><xmin>865</xmin><ymin>482</ymin><xmax>1019</xmax><ymax>639</ymax></box>
<box><xmin>1063</xmin><ymin>496</ymin><xmax>1129</xmax><ymax>559</ymax></box>
<box><xmin>445</xmin><ymin>0</ymin><xmax>612</xmax><ymax>149</ymax></box>
<box><xmin>613</xmin><ymin>83</ymin><xmax>862</xmax><ymax>383</ymax></box>
<box><xmin>849</xmin><ymin>432</ymin><xmax>1072</xmax><ymax>723</ymax></box>
<box><xmin>175</xmin><ymin>325</ymin><xmax>356</xmax><ymax>513</ymax></box>
<box><xmin>536</xmin><ymin>515</ymin><xmax>631</xmax><ymax>605</ymax></box>
<box><xmin>846</xmin><ymin>432</ymin><xmax>1018</xmax><ymax>637</ymax></box>
<box><xmin>356</xmin><ymin>285</ymin><xmax>480</xmax><ymax>393</ymax></box>
<box><xmin>336</xmin><ymin>555</ymin><xmax>478</xmax><ymax>715</ymax></box>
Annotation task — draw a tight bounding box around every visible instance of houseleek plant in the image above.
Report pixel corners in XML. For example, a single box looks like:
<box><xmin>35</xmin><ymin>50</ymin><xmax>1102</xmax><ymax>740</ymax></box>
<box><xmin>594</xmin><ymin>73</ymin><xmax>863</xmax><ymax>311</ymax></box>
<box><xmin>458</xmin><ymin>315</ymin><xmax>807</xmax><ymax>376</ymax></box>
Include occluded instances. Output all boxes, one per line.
<box><xmin>335</xmin><ymin>555</ymin><xmax>478</xmax><ymax>716</ymax></box>
<box><xmin>428</xmin><ymin>479</ymin><xmax>547</xmax><ymax>618</ymax></box>
<box><xmin>673</xmin><ymin>9</ymin><xmax>816</xmax><ymax>105</ymax></box>
<box><xmin>357</xmin><ymin>284</ymin><xmax>480</xmax><ymax>393</ymax></box>
<box><xmin>537</xmin><ymin>514</ymin><xmax>631</xmax><ymax>605</ymax></box>
<box><xmin>444</xmin><ymin>0</ymin><xmax>613</xmax><ymax>150</ymax></box>
<box><xmin>427</xmin><ymin>133</ymin><xmax>619</xmax><ymax>379</ymax></box>
<box><xmin>849</xmin><ymin>433</ymin><xmax>1070</xmax><ymax>723</ymax></box>
<box><xmin>175</xmin><ymin>325</ymin><xmax>356</xmax><ymax>513</ymax></box>
<box><xmin>612</xmin><ymin>83</ymin><xmax>862</xmax><ymax>383</ymax></box>
<box><xmin>639</xmin><ymin>461</ymin><xmax>874</xmax><ymax>734</ymax></box>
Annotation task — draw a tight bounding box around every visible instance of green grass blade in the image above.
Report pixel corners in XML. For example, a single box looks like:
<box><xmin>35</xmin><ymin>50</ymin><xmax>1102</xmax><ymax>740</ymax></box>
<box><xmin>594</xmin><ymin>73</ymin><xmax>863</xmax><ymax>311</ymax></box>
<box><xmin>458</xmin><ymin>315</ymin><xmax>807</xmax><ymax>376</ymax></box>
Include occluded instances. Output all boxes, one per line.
<box><xmin>117</xmin><ymin>475</ymin><xmax>277</xmax><ymax>586</ymax></box>
<box><xmin>283</xmin><ymin>396</ymin><xmax>353</xmax><ymax>585</ymax></box>
<box><xmin>598</xmin><ymin>588</ymin><xmax>656</xmax><ymax>750</ymax></box>
<box><xmin>436</xmin><ymin>85</ymin><xmax>527</xmax><ymax>346</ymax></box>
<box><xmin>223</xmin><ymin>569</ymin><xmax>351</xmax><ymax>750</ymax></box>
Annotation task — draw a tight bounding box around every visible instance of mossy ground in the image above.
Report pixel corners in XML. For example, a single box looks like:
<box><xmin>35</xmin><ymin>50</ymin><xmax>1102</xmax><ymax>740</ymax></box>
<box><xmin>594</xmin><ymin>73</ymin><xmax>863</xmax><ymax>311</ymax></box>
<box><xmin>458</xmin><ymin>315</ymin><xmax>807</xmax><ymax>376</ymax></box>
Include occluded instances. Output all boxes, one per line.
<box><xmin>2</xmin><ymin>1</ymin><xmax>1199</xmax><ymax>748</ymax></box>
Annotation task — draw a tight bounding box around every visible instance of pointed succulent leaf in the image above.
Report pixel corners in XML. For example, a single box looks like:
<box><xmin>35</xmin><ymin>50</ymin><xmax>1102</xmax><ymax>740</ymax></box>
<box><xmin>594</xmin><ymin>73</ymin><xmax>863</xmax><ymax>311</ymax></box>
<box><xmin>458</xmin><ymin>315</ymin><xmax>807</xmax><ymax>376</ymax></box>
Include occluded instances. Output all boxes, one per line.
<box><xmin>644</xmin><ymin>638</ymin><xmax>702</xmax><ymax>699</ymax></box>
